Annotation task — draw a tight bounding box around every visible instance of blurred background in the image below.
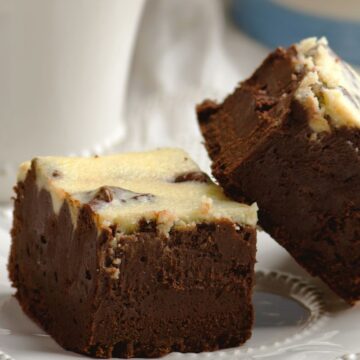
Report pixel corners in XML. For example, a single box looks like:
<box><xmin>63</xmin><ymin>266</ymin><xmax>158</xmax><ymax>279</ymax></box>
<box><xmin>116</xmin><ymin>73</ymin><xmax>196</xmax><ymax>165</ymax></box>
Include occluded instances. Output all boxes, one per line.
<box><xmin>1</xmin><ymin>0</ymin><xmax>360</xmax><ymax>202</ymax></box>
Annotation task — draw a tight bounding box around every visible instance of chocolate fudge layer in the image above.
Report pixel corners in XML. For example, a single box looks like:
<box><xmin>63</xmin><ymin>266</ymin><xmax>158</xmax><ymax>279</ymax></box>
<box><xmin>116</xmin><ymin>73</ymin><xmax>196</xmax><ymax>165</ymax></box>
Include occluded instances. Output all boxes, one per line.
<box><xmin>9</xmin><ymin>148</ymin><xmax>257</xmax><ymax>358</ymax></box>
<box><xmin>198</xmin><ymin>37</ymin><xmax>360</xmax><ymax>304</ymax></box>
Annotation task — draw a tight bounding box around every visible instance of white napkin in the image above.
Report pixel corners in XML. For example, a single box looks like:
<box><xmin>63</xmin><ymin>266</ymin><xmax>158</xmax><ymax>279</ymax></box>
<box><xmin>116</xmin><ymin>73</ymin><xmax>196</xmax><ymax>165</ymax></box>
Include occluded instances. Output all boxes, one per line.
<box><xmin>121</xmin><ymin>0</ymin><xmax>268</xmax><ymax>170</ymax></box>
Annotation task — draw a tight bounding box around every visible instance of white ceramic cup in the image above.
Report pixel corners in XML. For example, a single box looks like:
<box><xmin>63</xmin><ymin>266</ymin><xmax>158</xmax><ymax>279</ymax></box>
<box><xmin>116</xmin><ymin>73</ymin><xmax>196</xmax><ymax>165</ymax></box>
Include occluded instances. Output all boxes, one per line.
<box><xmin>0</xmin><ymin>0</ymin><xmax>144</xmax><ymax>201</ymax></box>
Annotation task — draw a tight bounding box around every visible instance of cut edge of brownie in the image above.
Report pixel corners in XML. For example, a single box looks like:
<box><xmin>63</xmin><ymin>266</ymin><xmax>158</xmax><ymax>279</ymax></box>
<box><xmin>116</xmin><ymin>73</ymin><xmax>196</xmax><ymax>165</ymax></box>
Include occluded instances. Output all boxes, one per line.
<box><xmin>197</xmin><ymin>45</ymin><xmax>305</xmax><ymax>201</ymax></box>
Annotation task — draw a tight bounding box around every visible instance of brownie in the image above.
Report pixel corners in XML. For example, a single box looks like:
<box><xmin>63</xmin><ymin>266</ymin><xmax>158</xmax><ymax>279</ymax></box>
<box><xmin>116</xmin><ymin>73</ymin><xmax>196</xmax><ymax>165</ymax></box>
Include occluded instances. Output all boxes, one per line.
<box><xmin>8</xmin><ymin>148</ymin><xmax>257</xmax><ymax>358</ymax></box>
<box><xmin>197</xmin><ymin>37</ymin><xmax>360</xmax><ymax>304</ymax></box>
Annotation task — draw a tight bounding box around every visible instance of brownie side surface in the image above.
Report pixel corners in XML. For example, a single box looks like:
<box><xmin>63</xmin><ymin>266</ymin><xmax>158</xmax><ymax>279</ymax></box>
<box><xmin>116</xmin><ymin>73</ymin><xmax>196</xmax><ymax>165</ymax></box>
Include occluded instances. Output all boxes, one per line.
<box><xmin>9</xmin><ymin>164</ymin><xmax>109</xmax><ymax>354</ymax></box>
<box><xmin>92</xmin><ymin>221</ymin><xmax>256</xmax><ymax>358</ymax></box>
<box><xmin>9</xmin><ymin>165</ymin><xmax>256</xmax><ymax>358</ymax></box>
<box><xmin>198</xmin><ymin>44</ymin><xmax>360</xmax><ymax>303</ymax></box>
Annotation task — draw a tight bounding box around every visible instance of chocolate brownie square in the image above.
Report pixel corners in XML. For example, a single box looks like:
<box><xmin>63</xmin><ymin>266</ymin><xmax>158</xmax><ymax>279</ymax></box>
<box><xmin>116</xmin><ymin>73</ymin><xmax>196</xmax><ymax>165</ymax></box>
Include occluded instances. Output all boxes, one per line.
<box><xmin>9</xmin><ymin>148</ymin><xmax>257</xmax><ymax>358</ymax></box>
<box><xmin>198</xmin><ymin>37</ymin><xmax>360</xmax><ymax>304</ymax></box>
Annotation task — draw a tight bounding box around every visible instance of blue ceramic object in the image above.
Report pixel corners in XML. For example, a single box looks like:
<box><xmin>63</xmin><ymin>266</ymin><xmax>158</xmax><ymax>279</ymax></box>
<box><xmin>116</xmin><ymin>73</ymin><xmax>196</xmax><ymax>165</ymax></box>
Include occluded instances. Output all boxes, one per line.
<box><xmin>232</xmin><ymin>0</ymin><xmax>360</xmax><ymax>65</ymax></box>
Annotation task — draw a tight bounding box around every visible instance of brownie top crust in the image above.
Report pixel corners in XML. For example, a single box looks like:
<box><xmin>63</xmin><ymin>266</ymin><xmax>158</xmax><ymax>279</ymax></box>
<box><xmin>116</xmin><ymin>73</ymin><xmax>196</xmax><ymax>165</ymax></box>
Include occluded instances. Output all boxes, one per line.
<box><xmin>17</xmin><ymin>148</ymin><xmax>257</xmax><ymax>234</ymax></box>
<box><xmin>294</xmin><ymin>37</ymin><xmax>360</xmax><ymax>132</ymax></box>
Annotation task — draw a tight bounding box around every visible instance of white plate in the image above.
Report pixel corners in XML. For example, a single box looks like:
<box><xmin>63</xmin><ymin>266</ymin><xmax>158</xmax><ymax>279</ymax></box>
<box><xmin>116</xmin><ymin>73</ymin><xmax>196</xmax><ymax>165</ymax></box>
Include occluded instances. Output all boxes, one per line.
<box><xmin>0</xmin><ymin>207</ymin><xmax>360</xmax><ymax>360</ymax></box>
